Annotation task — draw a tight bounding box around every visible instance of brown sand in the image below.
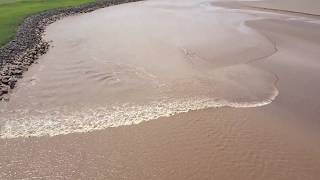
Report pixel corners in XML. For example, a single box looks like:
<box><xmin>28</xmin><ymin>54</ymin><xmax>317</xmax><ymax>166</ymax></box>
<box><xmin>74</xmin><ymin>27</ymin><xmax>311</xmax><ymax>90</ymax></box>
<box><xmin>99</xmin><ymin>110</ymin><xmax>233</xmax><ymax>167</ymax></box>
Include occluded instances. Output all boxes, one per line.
<box><xmin>1</xmin><ymin>0</ymin><xmax>320</xmax><ymax>179</ymax></box>
<box><xmin>242</xmin><ymin>0</ymin><xmax>320</xmax><ymax>16</ymax></box>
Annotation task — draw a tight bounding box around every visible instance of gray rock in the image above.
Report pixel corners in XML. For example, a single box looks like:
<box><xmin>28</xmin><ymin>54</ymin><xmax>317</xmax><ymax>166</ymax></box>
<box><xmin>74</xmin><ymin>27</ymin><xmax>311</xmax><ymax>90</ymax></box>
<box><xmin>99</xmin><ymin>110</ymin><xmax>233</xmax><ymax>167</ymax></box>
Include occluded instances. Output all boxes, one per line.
<box><xmin>1</xmin><ymin>76</ymin><xmax>10</xmax><ymax>84</ymax></box>
<box><xmin>0</xmin><ymin>94</ymin><xmax>9</xmax><ymax>102</ymax></box>
<box><xmin>0</xmin><ymin>85</ymin><xmax>9</xmax><ymax>96</ymax></box>
<box><xmin>10</xmin><ymin>69</ymin><xmax>23</xmax><ymax>76</ymax></box>
<box><xmin>8</xmin><ymin>77</ymin><xmax>17</xmax><ymax>89</ymax></box>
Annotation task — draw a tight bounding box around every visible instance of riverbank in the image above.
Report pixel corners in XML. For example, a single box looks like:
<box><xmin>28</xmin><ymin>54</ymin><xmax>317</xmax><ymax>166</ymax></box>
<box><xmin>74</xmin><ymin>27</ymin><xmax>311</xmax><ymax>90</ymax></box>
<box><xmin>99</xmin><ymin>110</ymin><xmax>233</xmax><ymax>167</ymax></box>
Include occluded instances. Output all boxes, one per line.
<box><xmin>0</xmin><ymin>0</ymin><xmax>96</xmax><ymax>46</ymax></box>
<box><xmin>0</xmin><ymin>0</ymin><xmax>142</xmax><ymax>101</ymax></box>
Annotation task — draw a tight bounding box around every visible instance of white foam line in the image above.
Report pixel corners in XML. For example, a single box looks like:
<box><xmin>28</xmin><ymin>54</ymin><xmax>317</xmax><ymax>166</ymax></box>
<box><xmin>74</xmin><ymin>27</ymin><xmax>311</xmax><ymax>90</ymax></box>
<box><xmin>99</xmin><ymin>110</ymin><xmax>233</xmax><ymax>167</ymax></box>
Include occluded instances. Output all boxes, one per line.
<box><xmin>0</xmin><ymin>87</ymin><xmax>278</xmax><ymax>139</ymax></box>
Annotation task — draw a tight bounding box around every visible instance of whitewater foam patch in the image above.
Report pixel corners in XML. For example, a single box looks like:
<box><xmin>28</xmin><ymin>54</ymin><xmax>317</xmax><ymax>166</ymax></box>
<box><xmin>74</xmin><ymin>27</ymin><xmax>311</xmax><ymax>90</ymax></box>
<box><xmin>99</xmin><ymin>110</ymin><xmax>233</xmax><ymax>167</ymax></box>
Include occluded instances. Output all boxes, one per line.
<box><xmin>0</xmin><ymin>89</ymin><xmax>278</xmax><ymax>139</ymax></box>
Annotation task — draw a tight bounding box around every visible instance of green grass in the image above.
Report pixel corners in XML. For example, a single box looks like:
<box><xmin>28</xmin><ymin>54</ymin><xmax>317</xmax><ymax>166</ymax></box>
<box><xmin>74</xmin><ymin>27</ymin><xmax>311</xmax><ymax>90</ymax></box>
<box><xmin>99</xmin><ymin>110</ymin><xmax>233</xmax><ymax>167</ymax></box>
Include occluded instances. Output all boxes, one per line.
<box><xmin>0</xmin><ymin>0</ymin><xmax>96</xmax><ymax>47</ymax></box>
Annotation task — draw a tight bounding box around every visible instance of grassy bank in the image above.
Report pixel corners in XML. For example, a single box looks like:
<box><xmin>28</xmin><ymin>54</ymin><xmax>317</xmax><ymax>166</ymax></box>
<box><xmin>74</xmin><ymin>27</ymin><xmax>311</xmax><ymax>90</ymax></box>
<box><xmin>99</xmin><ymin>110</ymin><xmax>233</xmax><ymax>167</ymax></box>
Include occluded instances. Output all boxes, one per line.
<box><xmin>0</xmin><ymin>0</ymin><xmax>96</xmax><ymax>47</ymax></box>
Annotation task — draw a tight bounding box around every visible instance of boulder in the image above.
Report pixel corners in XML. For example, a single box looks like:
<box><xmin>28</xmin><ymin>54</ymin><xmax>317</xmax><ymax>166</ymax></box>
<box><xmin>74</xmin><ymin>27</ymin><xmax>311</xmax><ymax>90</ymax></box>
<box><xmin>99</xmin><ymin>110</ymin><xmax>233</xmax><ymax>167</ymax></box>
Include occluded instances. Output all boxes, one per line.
<box><xmin>0</xmin><ymin>85</ymin><xmax>9</xmax><ymax>96</ymax></box>
<box><xmin>8</xmin><ymin>77</ymin><xmax>17</xmax><ymax>89</ymax></box>
<box><xmin>1</xmin><ymin>76</ymin><xmax>10</xmax><ymax>84</ymax></box>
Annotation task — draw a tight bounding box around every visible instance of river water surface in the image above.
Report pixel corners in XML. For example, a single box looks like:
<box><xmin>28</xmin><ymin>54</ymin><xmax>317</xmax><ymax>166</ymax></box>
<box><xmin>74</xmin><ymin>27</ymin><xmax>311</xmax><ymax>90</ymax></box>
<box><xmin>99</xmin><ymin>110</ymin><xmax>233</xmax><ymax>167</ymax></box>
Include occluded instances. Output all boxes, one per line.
<box><xmin>1</xmin><ymin>0</ymin><xmax>320</xmax><ymax>179</ymax></box>
<box><xmin>0</xmin><ymin>0</ymin><xmax>283</xmax><ymax>138</ymax></box>
<box><xmin>1</xmin><ymin>0</ymin><xmax>319</xmax><ymax>139</ymax></box>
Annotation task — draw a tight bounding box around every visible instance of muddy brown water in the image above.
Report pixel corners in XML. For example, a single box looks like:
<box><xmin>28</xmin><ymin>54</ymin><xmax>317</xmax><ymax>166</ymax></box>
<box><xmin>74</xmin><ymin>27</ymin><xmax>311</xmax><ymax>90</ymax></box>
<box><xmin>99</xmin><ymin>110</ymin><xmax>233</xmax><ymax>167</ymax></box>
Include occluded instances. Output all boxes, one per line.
<box><xmin>0</xmin><ymin>0</ymin><xmax>280</xmax><ymax>138</ymax></box>
<box><xmin>1</xmin><ymin>0</ymin><xmax>320</xmax><ymax>179</ymax></box>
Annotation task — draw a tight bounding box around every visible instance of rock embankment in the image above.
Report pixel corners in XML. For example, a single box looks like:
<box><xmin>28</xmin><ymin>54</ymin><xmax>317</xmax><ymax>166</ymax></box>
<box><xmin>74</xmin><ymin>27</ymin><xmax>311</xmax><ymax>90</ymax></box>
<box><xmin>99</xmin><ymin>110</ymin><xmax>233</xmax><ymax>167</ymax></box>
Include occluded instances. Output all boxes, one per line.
<box><xmin>0</xmin><ymin>0</ymin><xmax>142</xmax><ymax>101</ymax></box>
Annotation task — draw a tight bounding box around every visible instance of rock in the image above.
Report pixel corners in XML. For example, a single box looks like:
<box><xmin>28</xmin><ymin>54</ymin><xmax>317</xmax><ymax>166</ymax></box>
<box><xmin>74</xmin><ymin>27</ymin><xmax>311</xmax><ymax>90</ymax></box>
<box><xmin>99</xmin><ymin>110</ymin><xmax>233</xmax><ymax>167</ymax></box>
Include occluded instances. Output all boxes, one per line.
<box><xmin>8</xmin><ymin>77</ymin><xmax>17</xmax><ymax>89</ymax></box>
<box><xmin>0</xmin><ymin>94</ymin><xmax>9</xmax><ymax>102</ymax></box>
<box><xmin>11</xmin><ymin>69</ymin><xmax>23</xmax><ymax>76</ymax></box>
<box><xmin>0</xmin><ymin>85</ymin><xmax>9</xmax><ymax>96</ymax></box>
<box><xmin>1</xmin><ymin>76</ymin><xmax>10</xmax><ymax>84</ymax></box>
<box><xmin>20</xmin><ymin>65</ymin><xmax>28</xmax><ymax>71</ymax></box>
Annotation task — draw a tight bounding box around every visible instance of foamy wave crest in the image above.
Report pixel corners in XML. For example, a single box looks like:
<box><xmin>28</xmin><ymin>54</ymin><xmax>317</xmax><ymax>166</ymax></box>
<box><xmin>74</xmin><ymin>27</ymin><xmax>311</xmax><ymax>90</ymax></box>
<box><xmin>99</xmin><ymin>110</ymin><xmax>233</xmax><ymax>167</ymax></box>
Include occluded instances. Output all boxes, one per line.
<box><xmin>0</xmin><ymin>89</ymin><xmax>278</xmax><ymax>139</ymax></box>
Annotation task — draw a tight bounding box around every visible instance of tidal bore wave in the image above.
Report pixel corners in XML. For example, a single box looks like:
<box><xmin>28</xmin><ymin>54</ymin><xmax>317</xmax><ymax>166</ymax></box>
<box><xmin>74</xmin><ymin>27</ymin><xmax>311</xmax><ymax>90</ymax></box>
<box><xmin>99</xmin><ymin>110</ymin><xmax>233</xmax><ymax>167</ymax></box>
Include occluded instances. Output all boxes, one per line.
<box><xmin>0</xmin><ymin>90</ymin><xmax>278</xmax><ymax>139</ymax></box>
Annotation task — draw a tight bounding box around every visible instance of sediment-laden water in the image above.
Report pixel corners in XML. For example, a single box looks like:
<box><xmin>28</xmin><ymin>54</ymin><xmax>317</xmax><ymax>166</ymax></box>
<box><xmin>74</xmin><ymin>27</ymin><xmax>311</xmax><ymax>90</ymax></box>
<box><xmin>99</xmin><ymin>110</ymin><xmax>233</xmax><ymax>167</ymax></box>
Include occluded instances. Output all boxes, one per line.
<box><xmin>0</xmin><ymin>0</ymin><xmax>290</xmax><ymax>138</ymax></box>
<box><xmin>1</xmin><ymin>1</ymin><xmax>320</xmax><ymax>180</ymax></box>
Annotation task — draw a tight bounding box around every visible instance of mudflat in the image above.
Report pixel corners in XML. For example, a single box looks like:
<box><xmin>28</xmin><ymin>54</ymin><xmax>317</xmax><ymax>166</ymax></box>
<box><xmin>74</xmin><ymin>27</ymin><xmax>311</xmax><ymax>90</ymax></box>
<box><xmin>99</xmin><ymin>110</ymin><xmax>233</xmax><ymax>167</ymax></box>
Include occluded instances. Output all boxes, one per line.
<box><xmin>1</xmin><ymin>0</ymin><xmax>320</xmax><ymax>179</ymax></box>
<box><xmin>243</xmin><ymin>0</ymin><xmax>320</xmax><ymax>15</ymax></box>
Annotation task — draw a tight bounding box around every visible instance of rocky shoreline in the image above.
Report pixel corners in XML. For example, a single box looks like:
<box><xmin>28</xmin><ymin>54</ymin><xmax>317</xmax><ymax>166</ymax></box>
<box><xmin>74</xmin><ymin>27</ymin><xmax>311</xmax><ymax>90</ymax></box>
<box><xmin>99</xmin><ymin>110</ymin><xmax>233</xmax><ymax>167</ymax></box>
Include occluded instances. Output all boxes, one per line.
<box><xmin>0</xmin><ymin>0</ymin><xmax>142</xmax><ymax>101</ymax></box>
